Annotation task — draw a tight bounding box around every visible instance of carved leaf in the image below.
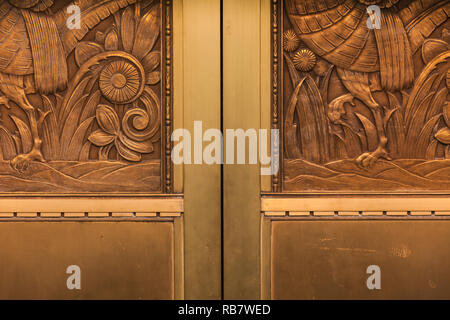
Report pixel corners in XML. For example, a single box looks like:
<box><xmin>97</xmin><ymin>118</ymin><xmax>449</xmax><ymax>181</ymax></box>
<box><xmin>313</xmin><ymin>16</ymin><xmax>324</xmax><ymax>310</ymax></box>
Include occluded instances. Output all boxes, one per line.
<box><xmin>444</xmin><ymin>102</ymin><xmax>450</xmax><ymax>128</ymax></box>
<box><xmin>294</xmin><ymin>76</ymin><xmax>330</xmax><ymax>163</ymax></box>
<box><xmin>121</xmin><ymin>6</ymin><xmax>136</xmax><ymax>52</ymax></box>
<box><xmin>75</xmin><ymin>42</ymin><xmax>104</xmax><ymax>67</ymax></box>
<box><xmin>132</xmin><ymin>4</ymin><xmax>160</xmax><ymax>60</ymax></box>
<box><xmin>9</xmin><ymin>115</ymin><xmax>32</xmax><ymax>154</ymax></box>
<box><xmin>435</xmin><ymin>126</ymin><xmax>450</xmax><ymax>145</ymax></box>
<box><xmin>89</xmin><ymin>130</ymin><xmax>116</xmax><ymax>147</ymax></box>
<box><xmin>96</xmin><ymin>105</ymin><xmax>120</xmax><ymax>135</ymax></box>
<box><xmin>60</xmin><ymin>76</ymin><xmax>92</xmax><ymax>126</ymax></box>
<box><xmin>0</xmin><ymin>126</ymin><xmax>16</xmax><ymax>160</ymax></box>
<box><xmin>41</xmin><ymin>96</ymin><xmax>60</xmax><ymax>160</ymax></box>
<box><xmin>65</xmin><ymin>117</ymin><xmax>96</xmax><ymax>160</ymax></box>
<box><xmin>146</xmin><ymin>71</ymin><xmax>161</xmax><ymax>85</ymax></box>
<box><xmin>405</xmin><ymin>52</ymin><xmax>450</xmax><ymax>127</ymax></box>
<box><xmin>416</xmin><ymin>114</ymin><xmax>442</xmax><ymax>158</ymax></box>
<box><xmin>80</xmin><ymin>91</ymin><xmax>101</xmax><ymax>125</ymax></box>
<box><xmin>105</xmin><ymin>29</ymin><xmax>119</xmax><ymax>51</ymax></box>
<box><xmin>79</xmin><ymin>141</ymin><xmax>91</xmax><ymax>161</ymax></box>
<box><xmin>386</xmin><ymin>93</ymin><xmax>406</xmax><ymax>158</ymax></box>
<box><xmin>60</xmin><ymin>94</ymin><xmax>89</xmax><ymax>156</ymax></box>
<box><xmin>142</xmin><ymin>51</ymin><xmax>160</xmax><ymax>73</ymax></box>
<box><xmin>116</xmin><ymin>138</ymin><xmax>141</xmax><ymax>162</ymax></box>
<box><xmin>428</xmin><ymin>89</ymin><xmax>448</xmax><ymax>122</ymax></box>
<box><xmin>355</xmin><ymin>113</ymin><xmax>378</xmax><ymax>152</ymax></box>
<box><xmin>119</xmin><ymin>132</ymin><xmax>153</xmax><ymax>154</ymax></box>
<box><xmin>406</xmin><ymin>92</ymin><xmax>435</xmax><ymax>153</ymax></box>
<box><xmin>285</xmin><ymin>80</ymin><xmax>303</xmax><ymax>159</ymax></box>
<box><xmin>405</xmin><ymin>73</ymin><xmax>439</xmax><ymax>131</ymax></box>
<box><xmin>342</xmin><ymin>126</ymin><xmax>362</xmax><ymax>158</ymax></box>
<box><xmin>426</xmin><ymin>139</ymin><xmax>438</xmax><ymax>160</ymax></box>
<box><xmin>422</xmin><ymin>39</ymin><xmax>449</xmax><ymax>65</ymax></box>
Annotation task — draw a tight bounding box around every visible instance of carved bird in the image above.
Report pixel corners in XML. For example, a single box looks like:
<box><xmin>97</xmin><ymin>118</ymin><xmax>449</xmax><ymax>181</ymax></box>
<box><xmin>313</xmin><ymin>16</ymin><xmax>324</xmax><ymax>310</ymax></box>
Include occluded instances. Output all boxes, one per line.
<box><xmin>0</xmin><ymin>0</ymin><xmax>138</xmax><ymax>170</ymax></box>
<box><xmin>286</xmin><ymin>0</ymin><xmax>450</xmax><ymax>167</ymax></box>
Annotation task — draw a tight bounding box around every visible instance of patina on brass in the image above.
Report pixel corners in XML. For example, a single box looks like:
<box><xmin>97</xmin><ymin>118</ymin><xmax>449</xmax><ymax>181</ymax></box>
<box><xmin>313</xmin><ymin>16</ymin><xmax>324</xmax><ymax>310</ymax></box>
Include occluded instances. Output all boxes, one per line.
<box><xmin>271</xmin><ymin>220</ymin><xmax>450</xmax><ymax>300</ymax></box>
<box><xmin>0</xmin><ymin>221</ymin><xmax>174</xmax><ymax>299</ymax></box>
<box><xmin>274</xmin><ymin>0</ymin><xmax>450</xmax><ymax>192</ymax></box>
<box><xmin>0</xmin><ymin>0</ymin><xmax>173</xmax><ymax>194</ymax></box>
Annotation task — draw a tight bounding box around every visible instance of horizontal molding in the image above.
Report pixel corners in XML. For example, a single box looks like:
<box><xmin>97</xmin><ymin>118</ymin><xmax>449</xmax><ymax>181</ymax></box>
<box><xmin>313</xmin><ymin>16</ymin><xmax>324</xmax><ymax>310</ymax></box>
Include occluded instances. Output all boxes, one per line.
<box><xmin>262</xmin><ymin>210</ymin><xmax>446</xmax><ymax>218</ymax></box>
<box><xmin>0</xmin><ymin>197</ymin><xmax>184</xmax><ymax>217</ymax></box>
<box><xmin>0</xmin><ymin>213</ymin><xmax>183</xmax><ymax>221</ymax></box>
<box><xmin>0</xmin><ymin>197</ymin><xmax>184</xmax><ymax>216</ymax></box>
<box><xmin>261</xmin><ymin>196</ymin><xmax>450</xmax><ymax>213</ymax></box>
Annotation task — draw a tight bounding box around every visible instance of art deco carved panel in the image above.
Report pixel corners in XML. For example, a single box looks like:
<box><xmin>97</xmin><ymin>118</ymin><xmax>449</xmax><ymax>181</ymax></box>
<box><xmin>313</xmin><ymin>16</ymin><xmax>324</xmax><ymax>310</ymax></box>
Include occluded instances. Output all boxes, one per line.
<box><xmin>273</xmin><ymin>0</ymin><xmax>450</xmax><ymax>193</ymax></box>
<box><xmin>0</xmin><ymin>0</ymin><xmax>173</xmax><ymax>194</ymax></box>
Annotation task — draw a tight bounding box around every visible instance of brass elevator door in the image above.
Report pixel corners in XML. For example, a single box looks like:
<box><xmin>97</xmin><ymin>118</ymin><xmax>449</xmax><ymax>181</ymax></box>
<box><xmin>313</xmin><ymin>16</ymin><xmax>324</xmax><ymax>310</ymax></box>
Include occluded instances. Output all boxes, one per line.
<box><xmin>0</xmin><ymin>0</ymin><xmax>222</xmax><ymax>300</ymax></box>
<box><xmin>2</xmin><ymin>0</ymin><xmax>450</xmax><ymax>300</ymax></box>
<box><xmin>223</xmin><ymin>0</ymin><xmax>450</xmax><ymax>300</ymax></box>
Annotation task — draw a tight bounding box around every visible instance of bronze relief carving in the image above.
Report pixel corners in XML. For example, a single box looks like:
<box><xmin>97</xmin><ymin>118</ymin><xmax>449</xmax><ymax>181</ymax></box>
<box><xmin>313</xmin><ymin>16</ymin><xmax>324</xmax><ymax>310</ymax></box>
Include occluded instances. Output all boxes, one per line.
<box><xmin>274</xmin><ymin>0</ymin><xmax>450</xmax><ymax>192</ymax></box>
<box><xmin>0</xmin><ymin>0</ymin><xmax>172</xmax><ymax>194</ymax></box>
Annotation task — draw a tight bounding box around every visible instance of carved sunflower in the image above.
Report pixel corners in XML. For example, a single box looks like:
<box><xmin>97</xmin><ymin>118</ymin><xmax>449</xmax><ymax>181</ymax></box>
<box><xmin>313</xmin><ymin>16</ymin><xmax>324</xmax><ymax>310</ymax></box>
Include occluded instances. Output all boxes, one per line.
<box><xmin>293</xmin><ymin>49</ymin><xmax>317</xmax><ymax>72</ymax></box>
<box><xmin>283</xmin><ymin>30</ymin><xmax>300</xmax><ymax>53</ymax></box>
<box><xmin>74</xmin><ymin>4</ymin><xmax>161</xmax><ymax>105</ymax></box>
<box><xmin>99</xmin><ymin>60</ymin><xmax>142</xmax><ymax>104</ymax></box>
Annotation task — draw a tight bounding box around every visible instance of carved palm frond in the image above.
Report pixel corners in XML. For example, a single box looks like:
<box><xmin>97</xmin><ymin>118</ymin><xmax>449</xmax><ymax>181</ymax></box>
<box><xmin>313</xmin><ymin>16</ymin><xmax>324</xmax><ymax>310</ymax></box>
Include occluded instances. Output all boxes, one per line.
<box><xmin>402</xmin><ymin>0</ymin><xmax>450</xmax><ymax>53</ymax></box>
<box><xmin>55</xmin><ymin>0</ymin><xmax>139</xmax><ymax>54</ymax></box>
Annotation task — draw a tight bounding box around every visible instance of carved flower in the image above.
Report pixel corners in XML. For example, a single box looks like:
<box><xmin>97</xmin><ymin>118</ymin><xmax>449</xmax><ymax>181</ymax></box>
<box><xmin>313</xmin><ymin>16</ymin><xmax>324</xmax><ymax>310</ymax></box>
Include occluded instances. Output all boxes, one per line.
<box><xmin>283</xmin><ymin>30</ymin><xmax>300</xmax><ymax>53</ymax></box>
<box><xmin>293</xmin><ymin>49</ymin><xmax>317</xmax><ymax>72</ymax></box>
<box><xmin>74</xmin><ymin>4</ymin><xmax>161</xmax><ymax>105</ymax></box>
<box><xmin>88</xmin><ymin>104</ymin><xmax>154</xmax><ymax>162</ymax></box>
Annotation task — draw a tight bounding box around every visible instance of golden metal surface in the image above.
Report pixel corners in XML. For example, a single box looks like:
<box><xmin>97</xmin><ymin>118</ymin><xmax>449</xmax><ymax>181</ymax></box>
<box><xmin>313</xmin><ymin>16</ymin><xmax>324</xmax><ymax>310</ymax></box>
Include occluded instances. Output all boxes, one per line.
<box><xmin>223</xmin><ymin>0</ymin><xmax>263</xmax><ymax>299</ymax></box>
<box><xmin>0</xmin><ymin>221</ymin><xmax>174</xmax><ymax>300</ymax></box>
<box><xmin>182</xmin><ymin>0</ymin><xmax>222</xmax><ymax>299</ymax></box>
<box><xmin>262</xmin><ymin>196</ymin><xmax>450</xmax><ymax>213</ymax></box>
<box><xmin>270</xmin><ymin>220</ymin><xmax>450</xmax><ymax>300</ymax></box>
<box><xmin>0</xmin><ymin>196</ymin><xmax>183</xmax><ymax>214</ymax></box>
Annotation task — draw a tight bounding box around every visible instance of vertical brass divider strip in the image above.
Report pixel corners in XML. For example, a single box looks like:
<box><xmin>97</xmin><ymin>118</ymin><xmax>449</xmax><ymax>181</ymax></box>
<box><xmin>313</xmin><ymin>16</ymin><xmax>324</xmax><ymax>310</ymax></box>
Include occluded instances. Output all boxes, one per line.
<box><xmin>223</xmin><ymin>0</ymin><xmax>262</xmax><ymax>299</ymax></box>
<box><xmin>181</xmin><ymin>0</ymin><xmax>222</xmax><ymax>299</ymax></box>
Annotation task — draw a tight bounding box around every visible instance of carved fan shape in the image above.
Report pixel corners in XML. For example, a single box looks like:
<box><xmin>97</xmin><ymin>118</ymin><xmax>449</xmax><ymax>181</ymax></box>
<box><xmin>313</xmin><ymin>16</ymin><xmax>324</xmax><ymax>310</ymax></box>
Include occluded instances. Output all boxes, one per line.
<box><xmin>285</xmin><ymin>0</ymin><xmax>380</xmax><ymax>73</ymax></box>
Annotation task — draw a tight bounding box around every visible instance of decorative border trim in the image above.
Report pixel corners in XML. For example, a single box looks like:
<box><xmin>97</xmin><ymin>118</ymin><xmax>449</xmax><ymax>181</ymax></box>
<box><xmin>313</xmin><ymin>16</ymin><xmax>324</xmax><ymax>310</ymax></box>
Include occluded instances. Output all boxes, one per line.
<box><xmin>0</xmin><ymin>212</ymin><xmax>182</xmax><ymax>220</ymax></box>
<box><xmin>163</xmin><ymin>0</ymin><xmax>174</xmax><ymax>193</ymax></box>
<box><xmin>261</xmin><ymin>196</ymin><xmax>450</xmax><ymax>218</ymax></box>
<box><xmin>271</xmin><ymin>0</ymin><xmax>282</xmax><ymax>192</ymax></box>
<box><xmin>263</xmin><ymin>211</ymin><xmax>450</xmax><ymax>217</ymax></box>
<box><xmin>0</xmin><ymin>197</ymin><xmax>183</xmax><ymax>221</ymax></box>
